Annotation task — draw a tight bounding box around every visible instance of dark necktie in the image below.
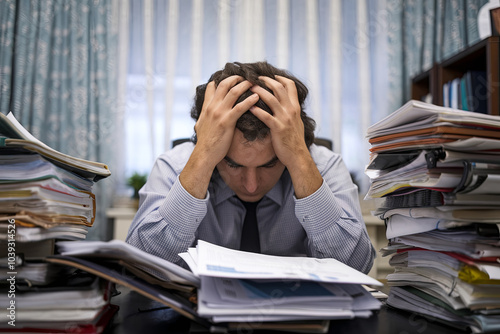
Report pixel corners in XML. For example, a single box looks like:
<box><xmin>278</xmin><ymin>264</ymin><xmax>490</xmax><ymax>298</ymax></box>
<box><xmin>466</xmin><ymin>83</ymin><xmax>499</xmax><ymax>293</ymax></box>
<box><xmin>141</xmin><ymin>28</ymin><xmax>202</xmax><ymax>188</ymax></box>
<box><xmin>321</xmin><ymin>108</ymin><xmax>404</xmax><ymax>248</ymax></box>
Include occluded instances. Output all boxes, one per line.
<box><xmin>239</xmin><ymin>199</ymin><xmax>261</xmax><ymax>253</ymax></box>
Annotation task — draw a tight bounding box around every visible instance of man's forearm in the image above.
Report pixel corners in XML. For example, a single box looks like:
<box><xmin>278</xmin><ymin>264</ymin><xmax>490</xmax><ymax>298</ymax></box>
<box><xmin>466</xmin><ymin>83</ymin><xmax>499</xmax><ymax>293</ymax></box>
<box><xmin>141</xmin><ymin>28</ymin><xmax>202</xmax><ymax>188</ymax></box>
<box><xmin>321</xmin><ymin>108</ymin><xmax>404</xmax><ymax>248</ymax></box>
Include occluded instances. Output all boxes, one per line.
<box><xmin>179</xmin><ymin>147</ymin><xmax>216</xmax><ymax>199</ymax></box>
<box><xmin>126</xmin><ymin>176</ymin><xmax>208</xmax><ymax>264</ymax></box>
<box><xmin>286</xmin><ymin>150</ymin><xmax>323</xmax><ymax>199</ymax></box>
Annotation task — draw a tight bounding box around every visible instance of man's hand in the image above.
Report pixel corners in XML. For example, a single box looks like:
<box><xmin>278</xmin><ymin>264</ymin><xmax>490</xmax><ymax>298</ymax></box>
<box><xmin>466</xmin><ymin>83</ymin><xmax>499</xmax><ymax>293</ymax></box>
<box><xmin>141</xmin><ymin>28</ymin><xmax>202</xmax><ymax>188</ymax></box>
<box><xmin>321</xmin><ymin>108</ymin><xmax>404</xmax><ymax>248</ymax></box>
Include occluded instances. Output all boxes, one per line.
<box><xmin>249</xmin><ymin>76</ymin><xmax>323</xmax><ymax>199</ymax></box>
<box><xmin>195</xmin><ymin>76</ymin><xmax>258</xmax><ymax>167</ymax></box>
<box><xmin>180</xmin><ymin>76</ymin><xmax>258</xmax><ymax>199</ymax></box>
<box><xmin>249</xmin><ymin>76</ymin><xmax>308</xmax><ymax>168</ymax></box>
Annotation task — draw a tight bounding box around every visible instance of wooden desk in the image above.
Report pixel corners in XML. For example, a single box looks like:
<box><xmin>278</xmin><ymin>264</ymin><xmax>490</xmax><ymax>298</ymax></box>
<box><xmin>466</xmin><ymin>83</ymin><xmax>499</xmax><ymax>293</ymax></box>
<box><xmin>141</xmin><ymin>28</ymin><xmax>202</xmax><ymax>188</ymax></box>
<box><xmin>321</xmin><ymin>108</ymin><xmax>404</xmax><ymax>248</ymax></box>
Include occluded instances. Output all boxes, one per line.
<box><xmin>105</xmin><ymin>286</ymin><xmax>465</xmax><ymax>334</ymax></box>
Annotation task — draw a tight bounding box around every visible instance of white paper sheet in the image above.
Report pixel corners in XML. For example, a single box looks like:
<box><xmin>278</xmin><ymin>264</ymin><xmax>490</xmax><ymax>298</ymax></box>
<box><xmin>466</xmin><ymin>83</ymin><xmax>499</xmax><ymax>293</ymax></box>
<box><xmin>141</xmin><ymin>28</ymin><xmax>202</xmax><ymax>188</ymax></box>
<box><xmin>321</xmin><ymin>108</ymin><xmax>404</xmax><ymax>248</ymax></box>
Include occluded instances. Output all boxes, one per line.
<box><xmin>195</xmin><ymin>240</ymin><xmax>382</xmax><ymax>286</ymax></box>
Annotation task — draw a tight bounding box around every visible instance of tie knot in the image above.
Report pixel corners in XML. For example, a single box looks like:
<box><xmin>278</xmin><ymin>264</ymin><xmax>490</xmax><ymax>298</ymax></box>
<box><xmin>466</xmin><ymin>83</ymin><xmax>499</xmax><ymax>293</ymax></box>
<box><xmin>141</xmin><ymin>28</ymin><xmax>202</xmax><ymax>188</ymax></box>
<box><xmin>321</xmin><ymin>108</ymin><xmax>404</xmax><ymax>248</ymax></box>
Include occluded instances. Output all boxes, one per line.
<box><xmin>240</xmin><ymin>200</ymin><xmax>259</xmax><ymax>210</ymax></box>
<box><xmin>236</xmin><ymin>197</ymin><xmax>261</xmax><ymax>210</ymax></box>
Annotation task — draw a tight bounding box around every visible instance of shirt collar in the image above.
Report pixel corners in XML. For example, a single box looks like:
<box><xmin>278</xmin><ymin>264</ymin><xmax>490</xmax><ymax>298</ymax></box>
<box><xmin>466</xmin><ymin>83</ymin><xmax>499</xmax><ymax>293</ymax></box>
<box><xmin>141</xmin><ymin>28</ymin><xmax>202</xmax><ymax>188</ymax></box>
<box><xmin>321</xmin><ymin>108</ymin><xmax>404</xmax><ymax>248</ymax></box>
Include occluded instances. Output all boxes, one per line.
<box><xmin>210</xmin><ymin>169</ymin><xmax>290</xmax><ymax>207</ymax></box>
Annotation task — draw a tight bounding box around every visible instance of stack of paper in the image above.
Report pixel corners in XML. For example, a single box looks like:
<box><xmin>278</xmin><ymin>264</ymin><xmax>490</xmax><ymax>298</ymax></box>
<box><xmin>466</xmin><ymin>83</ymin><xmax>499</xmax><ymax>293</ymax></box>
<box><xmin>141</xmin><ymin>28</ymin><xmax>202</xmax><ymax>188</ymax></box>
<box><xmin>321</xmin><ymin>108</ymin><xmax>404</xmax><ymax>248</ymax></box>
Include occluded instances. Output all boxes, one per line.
<box><xmin>365</xmin><ymin>100</ymin><xmax>500</xmax><ymax>333</ymax></box>
<box><xmin>47</xmin><ymin>239</ymin><xmax>383</xmax><ymax>332</ymax></box>
<box><xmin>0</xmin><ymin>274</ymin><xmax>118</xmax><ymax>333</ymax></box>
<box><xmin>0</xmin><ymin>113</ymin><xmax>110</xmax><ymax>246</ymax></box>
<box><xmin>0</xmin><ymin>112</ymin><xmax>111</xmax><ymax>258</ymax></box>
<box><xmin>182</xmin><ymin>240</ymin><xmax>382</xmax><ymax>323</ymax></box>
<box><xmin>0</xmin><ymin>112</ymin><xmax>114</xmax><ymax>332</ymax></box>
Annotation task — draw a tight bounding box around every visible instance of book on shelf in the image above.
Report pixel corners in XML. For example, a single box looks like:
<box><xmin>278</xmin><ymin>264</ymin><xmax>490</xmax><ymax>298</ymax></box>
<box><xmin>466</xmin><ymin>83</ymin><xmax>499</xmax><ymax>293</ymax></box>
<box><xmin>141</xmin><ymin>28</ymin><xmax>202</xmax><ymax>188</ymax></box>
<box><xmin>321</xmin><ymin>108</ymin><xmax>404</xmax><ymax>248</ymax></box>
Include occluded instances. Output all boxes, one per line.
<box><xmin>440</xmin><ymin>71</ymin><xmax>488</xmax><ymax>114</ymax></box>
<box><xmin>465</xmin><ymin>71</ymin><xmax>488</xmax><ymax>114</ymax></box>
<box><xmin>450</xmin><ymin>77</ymin><xmax>461</xmax><ymax>110</ymax></box>
<box><xmin>45</xmin><ymin>239</ymin><xmax>383</xmax><ymax>333</ymax></box>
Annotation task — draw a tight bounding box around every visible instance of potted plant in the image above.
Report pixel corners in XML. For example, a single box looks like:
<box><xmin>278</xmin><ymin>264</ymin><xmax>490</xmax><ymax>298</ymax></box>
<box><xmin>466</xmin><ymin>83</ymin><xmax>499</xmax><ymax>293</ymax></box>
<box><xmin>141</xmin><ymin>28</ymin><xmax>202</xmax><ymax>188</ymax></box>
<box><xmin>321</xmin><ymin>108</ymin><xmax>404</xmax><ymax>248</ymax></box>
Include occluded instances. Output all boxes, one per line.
<box><xmin>127</xmin><ymin>172</ymin><xmax>148</xmax><ymax>207</ymax></box>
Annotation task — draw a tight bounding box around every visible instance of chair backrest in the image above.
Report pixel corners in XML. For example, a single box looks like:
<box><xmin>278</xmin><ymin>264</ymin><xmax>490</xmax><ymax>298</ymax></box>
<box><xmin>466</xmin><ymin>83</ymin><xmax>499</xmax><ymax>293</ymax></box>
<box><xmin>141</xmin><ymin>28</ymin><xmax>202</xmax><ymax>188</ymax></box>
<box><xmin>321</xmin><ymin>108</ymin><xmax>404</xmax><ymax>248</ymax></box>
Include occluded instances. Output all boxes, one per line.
<box><xmin>172</xmin><ymin>138</ymin><xmax>192</xmax><ymax>147</ymax></box>
<box><xmin>314</xmin><ymin>137</ymin><xmax>333</xmax><ymax>150</ymax></box>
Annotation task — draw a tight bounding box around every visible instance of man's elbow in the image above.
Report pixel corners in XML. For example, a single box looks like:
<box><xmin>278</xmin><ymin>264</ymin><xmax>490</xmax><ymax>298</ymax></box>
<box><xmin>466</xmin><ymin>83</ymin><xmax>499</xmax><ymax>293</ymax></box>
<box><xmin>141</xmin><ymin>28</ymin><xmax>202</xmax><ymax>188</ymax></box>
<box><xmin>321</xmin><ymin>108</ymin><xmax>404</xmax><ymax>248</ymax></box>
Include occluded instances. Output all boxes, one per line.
<box><xmin>342</xmin><ymin>233</ymin><xmax>376</xmax><ymax>274</ymax></box>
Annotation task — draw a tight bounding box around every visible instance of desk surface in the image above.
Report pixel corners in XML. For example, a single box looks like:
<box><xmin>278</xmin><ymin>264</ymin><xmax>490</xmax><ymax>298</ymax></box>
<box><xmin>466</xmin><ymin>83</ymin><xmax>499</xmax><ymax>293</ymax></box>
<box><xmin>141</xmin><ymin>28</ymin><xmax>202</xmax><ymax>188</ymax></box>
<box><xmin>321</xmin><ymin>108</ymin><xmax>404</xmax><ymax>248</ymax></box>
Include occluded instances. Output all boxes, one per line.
<box><xmin>104</xmin><ymin>286</ymin><xmax>465</xmax><ymax>334</ymax></box>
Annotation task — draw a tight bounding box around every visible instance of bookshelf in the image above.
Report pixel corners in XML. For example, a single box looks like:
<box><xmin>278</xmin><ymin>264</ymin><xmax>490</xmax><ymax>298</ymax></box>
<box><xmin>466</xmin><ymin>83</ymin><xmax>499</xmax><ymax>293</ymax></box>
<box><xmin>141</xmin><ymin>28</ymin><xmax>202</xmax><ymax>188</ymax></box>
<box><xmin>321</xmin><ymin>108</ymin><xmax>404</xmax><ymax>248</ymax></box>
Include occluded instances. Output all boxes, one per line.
<box><xmin>411</xmin><ymin>67</ymin><xmax>439</xmax><ymax>104</ymax></box>
<box><xmin>411</xmin><ymin>36</ymin><xmax>500</xmax><ymax>115</ymax></box>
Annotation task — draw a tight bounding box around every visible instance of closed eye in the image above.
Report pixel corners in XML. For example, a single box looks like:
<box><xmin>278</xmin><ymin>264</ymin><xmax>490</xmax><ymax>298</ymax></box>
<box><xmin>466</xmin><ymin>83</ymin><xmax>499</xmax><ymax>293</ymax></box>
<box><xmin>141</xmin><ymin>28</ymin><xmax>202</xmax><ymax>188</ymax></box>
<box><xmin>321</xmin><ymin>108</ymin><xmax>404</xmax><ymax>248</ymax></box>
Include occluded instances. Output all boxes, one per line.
<box><xmin>260</xmin><ymin>160</ymin><xmax>278</xmax><ymax>168</ymax></box>
<box><xmin>224</xmin><ymin>157</ymin><xmax>242</xmax><ymax>169</ymax></box>
<box><xmin>259</xmin><ymin>157</ymin><xmax>279</xmax><ymax>168</ymax></box>
<box><xmin>223</xmin><ymin>156</ymin><xmax>279</xmax><ymax>169</ymax></box>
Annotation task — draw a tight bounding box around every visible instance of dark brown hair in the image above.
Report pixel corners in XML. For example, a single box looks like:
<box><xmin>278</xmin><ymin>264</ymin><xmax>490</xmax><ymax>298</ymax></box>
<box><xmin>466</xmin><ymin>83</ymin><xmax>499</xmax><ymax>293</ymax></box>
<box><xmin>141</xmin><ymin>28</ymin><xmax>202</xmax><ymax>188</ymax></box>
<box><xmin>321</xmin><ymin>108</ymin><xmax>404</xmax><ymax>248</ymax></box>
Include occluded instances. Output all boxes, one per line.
<box><xmin>190</xmin><ymin>61</ymin><xmax>316</xmax><ymax>147</ymax></box>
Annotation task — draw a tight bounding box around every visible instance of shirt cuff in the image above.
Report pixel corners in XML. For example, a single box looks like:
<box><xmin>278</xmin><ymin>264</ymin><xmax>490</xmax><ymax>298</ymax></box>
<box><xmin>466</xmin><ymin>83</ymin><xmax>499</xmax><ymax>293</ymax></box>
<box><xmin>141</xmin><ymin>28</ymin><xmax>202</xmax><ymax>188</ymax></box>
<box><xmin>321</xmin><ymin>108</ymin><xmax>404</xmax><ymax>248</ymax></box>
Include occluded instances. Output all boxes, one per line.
<box><xmin>158</xmin><ymin>175</ymin><xmax>209</xmax><ymax>237</ymax></box>
<box><xmin>294</xmin><ymin>180</ymin><xmax>343</xmax><ymax>235</ymax></box>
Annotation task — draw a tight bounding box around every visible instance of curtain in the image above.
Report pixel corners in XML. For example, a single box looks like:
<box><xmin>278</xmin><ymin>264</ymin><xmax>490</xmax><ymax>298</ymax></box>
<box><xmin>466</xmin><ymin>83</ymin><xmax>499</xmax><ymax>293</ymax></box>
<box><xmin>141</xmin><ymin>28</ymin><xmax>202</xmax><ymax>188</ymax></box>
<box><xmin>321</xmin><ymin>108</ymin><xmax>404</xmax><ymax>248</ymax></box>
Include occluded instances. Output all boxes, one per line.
<box><xmin>386</xmin><ymin>0</ymin><xmax>490</xmax><ymax>113</ymax></box>
<box><xmin>0</xmin><ymin>0</ymin><xmax>119</xmax><ymax>240</ymax></box>
<box><xmin>119</xmin><ymin>0</ymin><xmax>391</xmax><ymax>194</ymax></box>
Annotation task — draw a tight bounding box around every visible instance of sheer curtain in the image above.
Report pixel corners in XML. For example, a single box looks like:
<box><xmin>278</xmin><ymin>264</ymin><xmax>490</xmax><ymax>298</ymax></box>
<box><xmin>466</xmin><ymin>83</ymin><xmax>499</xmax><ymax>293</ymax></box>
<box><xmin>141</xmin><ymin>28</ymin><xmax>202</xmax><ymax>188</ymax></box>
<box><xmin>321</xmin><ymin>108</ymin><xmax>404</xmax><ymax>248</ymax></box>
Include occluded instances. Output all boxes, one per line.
<box><xmin>0</xmin><ymin>0</ymin><xmax>119</xmax><ymax>240</ymax></box>
<box><xmin>116</xmin><ymin>0</ymin><xmax>390</xmax><ymax>195</ymax></box>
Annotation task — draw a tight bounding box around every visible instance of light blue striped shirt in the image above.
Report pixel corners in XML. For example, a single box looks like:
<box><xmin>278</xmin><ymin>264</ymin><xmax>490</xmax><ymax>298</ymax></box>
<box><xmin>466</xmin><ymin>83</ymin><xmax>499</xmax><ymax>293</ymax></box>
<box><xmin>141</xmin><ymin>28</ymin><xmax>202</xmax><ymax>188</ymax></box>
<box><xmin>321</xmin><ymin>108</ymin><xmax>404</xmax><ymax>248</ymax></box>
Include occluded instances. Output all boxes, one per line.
<box><xmin>126</xmin><ymin>142</ymin><xmax>375</xmax><ymax>274</ymax></box>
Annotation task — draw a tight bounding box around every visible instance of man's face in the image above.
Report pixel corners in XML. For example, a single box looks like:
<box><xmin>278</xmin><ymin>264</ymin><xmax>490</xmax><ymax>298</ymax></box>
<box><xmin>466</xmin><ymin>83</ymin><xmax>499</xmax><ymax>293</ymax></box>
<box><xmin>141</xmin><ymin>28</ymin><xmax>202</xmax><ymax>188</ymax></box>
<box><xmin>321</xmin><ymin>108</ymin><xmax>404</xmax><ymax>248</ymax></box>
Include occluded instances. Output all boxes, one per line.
<box><xmin>216</xmin><ymin>129</ymin><xmax>286</xmax><ymax>202</ymax></box>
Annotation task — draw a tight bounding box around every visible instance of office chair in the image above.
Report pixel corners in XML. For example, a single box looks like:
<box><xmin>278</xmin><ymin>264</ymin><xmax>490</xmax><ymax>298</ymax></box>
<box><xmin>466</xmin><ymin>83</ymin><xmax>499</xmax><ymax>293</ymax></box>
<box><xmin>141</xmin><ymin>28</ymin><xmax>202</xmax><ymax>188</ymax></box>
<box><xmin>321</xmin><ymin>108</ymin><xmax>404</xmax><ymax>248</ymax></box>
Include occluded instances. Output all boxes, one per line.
<box><xmin>313</xmin><ymin>138</ymin><xmax>333</xmax><ymax>151</ymax></box>
<box><xmin>172</xmin><ymin>138</ymin><xmax>192</xmax><ymax>147</ymax></box>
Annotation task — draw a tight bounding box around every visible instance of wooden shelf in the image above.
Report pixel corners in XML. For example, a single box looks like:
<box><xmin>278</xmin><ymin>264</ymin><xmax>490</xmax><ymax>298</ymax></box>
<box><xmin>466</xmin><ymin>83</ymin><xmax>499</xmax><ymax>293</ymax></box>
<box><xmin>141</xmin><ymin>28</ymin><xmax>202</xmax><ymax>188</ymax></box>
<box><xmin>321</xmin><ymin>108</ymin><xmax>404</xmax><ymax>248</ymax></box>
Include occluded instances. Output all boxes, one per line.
<box><xmin>411</xmin><ymin>36</ymin><xmax>499</xmax><ymax>115</ymax></box>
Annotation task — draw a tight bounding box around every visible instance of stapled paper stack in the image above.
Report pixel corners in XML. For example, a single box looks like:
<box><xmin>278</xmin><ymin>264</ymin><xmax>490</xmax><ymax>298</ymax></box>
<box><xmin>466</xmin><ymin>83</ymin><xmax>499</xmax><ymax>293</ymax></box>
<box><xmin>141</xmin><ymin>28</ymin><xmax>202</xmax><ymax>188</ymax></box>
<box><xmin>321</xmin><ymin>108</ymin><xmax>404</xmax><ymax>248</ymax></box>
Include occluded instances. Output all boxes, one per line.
<box><xmin>365</xmin><ymin>100</ymin><xmax>500</xmax><ymax>333</ymax></box>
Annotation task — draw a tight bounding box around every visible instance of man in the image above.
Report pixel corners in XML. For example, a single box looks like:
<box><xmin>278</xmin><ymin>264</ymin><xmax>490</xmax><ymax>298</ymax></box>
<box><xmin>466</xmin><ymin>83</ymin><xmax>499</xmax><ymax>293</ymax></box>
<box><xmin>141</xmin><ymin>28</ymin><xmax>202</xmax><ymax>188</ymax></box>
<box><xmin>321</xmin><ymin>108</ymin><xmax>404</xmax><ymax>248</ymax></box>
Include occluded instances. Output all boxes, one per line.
<box><xmin>126</xmin><ymin>61</ymin><xmax>375</xmax><ymax>274</ymax></box>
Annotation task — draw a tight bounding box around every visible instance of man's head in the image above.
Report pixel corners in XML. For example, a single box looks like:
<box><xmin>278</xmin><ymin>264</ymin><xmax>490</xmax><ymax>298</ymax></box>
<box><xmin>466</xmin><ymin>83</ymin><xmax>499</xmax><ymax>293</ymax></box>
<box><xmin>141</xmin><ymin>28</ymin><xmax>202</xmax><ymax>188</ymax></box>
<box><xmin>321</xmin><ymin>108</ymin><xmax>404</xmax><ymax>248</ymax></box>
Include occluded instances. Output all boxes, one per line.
<box><xmin>190</xmin><ymin>61</ymin><xmax>316</xmax><ymax>202</ymax></box>
<box><xmin>190</xmin><ymin>61</ymin><xmax>316</xmax><ymax>146</ymax></box>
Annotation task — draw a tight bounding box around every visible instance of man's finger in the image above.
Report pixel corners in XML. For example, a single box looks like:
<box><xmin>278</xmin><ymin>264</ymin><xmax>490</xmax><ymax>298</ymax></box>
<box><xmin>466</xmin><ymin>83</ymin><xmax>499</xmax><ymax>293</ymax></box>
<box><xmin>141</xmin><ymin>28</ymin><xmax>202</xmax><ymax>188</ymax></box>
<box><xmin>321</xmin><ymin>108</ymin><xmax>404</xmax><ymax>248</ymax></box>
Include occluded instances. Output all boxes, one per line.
<box><xmin>249</xmin><ymin>105</ymin><xmax>275</xmax><ymax>128</ymax></box>
<box><xmin>257</xmin><ymin>76</ymin><xmax>288</xmax><ymax>102</ymax></box>
<box><xmin>275</xmin><ymin>75</ymin><xmax>299</xmax><ymax>107</ymax></box>
<box><xmin>201</xmin><ymin>81</ymin><xmax>216</xmax><ymax>112</ymax></box>
<box><xmin>250</xmin><ymin>84</ymin><xmax>282</xmax><ymax>113</ymax></box>
<box><xmin>212</xmin><ymin>75</ymin><xmax>245</xmax><ymax>101</ymax></box>
<box><xmin>233</xmin><ymin>93</ymin><xmax>259</xmax><ymax>115</ymax></box>
<box><xmin>221</xmin><ymin>80</ymin><xmax>254</xmax><ymax>110</ymax></box>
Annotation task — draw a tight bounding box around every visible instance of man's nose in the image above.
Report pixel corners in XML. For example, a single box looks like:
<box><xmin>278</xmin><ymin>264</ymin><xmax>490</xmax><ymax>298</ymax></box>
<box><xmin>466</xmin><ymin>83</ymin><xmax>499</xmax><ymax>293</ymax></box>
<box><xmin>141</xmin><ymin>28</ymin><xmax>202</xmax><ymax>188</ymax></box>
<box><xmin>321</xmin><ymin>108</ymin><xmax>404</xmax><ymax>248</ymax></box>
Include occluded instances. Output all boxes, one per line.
<box><xmin>243</xmin><ymin>168</ymin><xmax>258</xmax><ymax>193</ymax></box>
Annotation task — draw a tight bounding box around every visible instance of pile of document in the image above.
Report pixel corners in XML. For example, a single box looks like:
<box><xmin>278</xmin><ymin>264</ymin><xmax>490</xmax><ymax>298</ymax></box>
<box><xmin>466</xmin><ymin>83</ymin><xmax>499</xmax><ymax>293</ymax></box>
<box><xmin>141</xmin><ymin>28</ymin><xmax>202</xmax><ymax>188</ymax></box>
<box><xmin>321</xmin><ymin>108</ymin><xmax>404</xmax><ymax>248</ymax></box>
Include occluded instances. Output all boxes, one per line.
<box><xmin>49</xmin><ymin>239</ymin><xmax>383</xmax><ymax>332</ymax></box>
<box><xmin>0</xmin><ymin>112</ymin><xmax>111</xmax><ymax>247</ymax></box>
<box><xmin>0</xmin><ymin>274</ymin><xmax>118</xmax><ymax>332</ymax></box>
<box><xmin>0</xmin><ymin>112</ymin><xmax>110</xmax><ymax>257</ymax></box>
<box><xmin>365</xmin><ymin>100</ymin><xmax>500</xmax><ymax>333</ymax></box>
<box><xmin>0</xmin><ymin>112</ymin><xmax>113</xmax><ymax>332</ymax></box>
<box><xmin>181</xmin><ymin>240</ymin><xmax>382</xmax><ymax>323</ymax></box>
